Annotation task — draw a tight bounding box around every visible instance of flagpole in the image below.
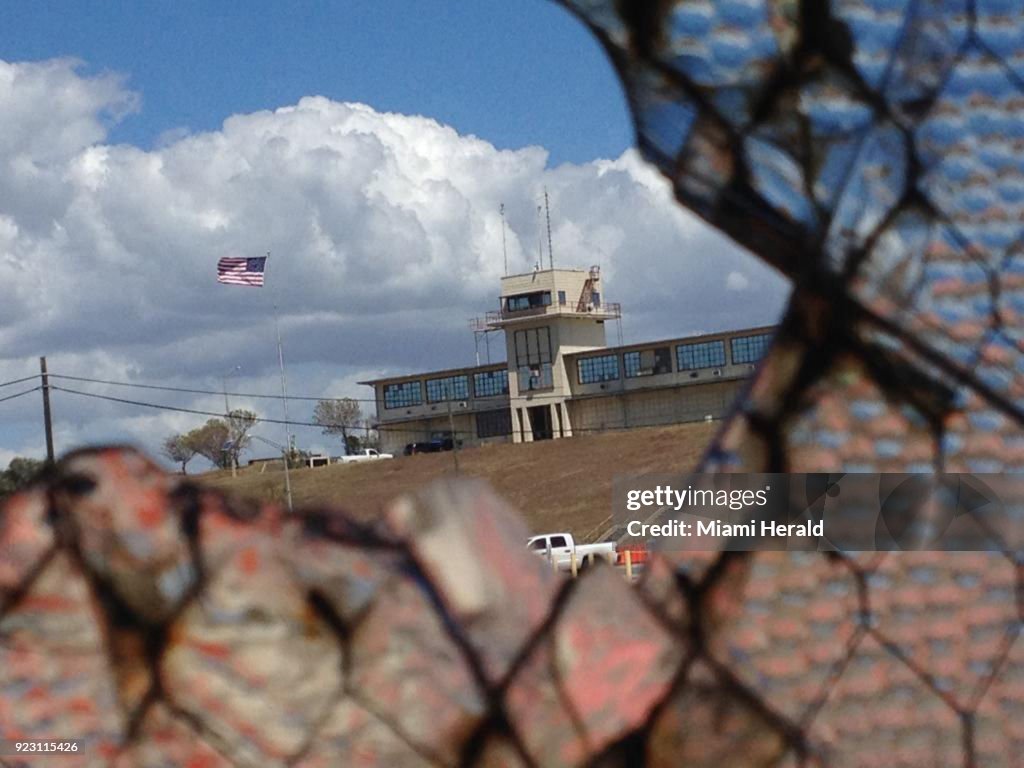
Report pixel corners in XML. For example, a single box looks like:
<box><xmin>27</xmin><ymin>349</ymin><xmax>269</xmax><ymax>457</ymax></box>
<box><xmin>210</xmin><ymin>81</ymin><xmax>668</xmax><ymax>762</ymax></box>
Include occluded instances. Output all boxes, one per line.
<box><xmin>265</xmin><ymin>251</ymin><xmax>294</xmax><ymax>514</ymax></box>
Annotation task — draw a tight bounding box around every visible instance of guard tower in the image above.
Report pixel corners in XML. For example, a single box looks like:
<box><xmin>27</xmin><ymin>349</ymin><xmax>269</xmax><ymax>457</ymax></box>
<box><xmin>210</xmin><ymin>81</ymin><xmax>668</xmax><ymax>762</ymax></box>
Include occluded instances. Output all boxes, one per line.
<box><xmin>475</xmin><ymin>266</ymin><xmax>621</xmax><ymax>442</ymax></box>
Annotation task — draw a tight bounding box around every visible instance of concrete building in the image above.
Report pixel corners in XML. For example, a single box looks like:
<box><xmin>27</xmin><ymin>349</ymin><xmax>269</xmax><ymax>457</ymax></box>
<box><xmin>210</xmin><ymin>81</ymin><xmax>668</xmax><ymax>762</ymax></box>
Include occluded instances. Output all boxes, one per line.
<box><xmin>360</xmin><ymin>266</ymin><xmax>774</xmax><ymax>454</ymax></box>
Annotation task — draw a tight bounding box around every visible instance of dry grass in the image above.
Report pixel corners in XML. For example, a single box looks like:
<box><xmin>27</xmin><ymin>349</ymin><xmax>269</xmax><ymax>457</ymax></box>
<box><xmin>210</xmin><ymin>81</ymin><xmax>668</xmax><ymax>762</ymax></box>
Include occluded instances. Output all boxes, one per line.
<box><xmin>198</xmin><ymin>421</ymin><xmax>719</xmax><ymax>540</ymax></box>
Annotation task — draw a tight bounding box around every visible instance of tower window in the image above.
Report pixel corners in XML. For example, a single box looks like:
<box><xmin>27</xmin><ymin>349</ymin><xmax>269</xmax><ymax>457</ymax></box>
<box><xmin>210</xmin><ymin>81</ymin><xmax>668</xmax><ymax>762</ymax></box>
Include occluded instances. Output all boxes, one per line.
<box><xmin>514</xmin><ymin>327</ymin><xmax>552</xmax><ymax>367</ymax></box>
<box><xmin>506</xmin><ymin>291</ymin><xmax>552</xmax><ymax>312</ymax></box>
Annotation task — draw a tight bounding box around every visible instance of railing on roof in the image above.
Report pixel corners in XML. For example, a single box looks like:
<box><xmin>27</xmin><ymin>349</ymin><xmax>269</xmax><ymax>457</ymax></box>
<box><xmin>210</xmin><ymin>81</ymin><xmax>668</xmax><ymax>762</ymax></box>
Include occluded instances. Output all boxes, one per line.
<box><xmin>472</xmin><ymin>302</ymin><xmax>622</xmax><ymax>329</ymax></box>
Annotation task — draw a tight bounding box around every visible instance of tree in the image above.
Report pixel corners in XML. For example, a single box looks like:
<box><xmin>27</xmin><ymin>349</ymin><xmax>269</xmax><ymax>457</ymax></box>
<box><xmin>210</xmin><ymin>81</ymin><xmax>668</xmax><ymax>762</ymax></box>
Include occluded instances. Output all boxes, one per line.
<box><xmin>162</xmin><ymin>434</ymin><xmax>197</xmax><ymax>474</ymax></box>
<box><xmin>181</xmin><ymin>410</ymin><xmax>258</xmax><ymax>471</ymax></box>
<box><xmin>313</xmin><ymin>398</ymin><xmax>362</xmax><ymax>455</ymax></box>
<box><xmin>186</xmin><ymin>419</ymin><xmax>232</xmax><ymax>469</ymax></box>
<box><xmin>0</xmin><ymin>457</ymin><xmax>44</xmax><ymax>498</ymax></box>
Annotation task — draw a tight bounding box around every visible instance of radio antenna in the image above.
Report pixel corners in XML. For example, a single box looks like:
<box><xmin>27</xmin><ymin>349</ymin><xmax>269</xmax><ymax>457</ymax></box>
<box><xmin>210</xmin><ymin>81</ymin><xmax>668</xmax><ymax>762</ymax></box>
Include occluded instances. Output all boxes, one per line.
<box><xmin>536</xmin><ymin>204</ymin><xmax>544</xmax><ymax>267</ymax></box>
<box><xmin>500</xmin><ymin>203</ymin><xmax>508</xmax><ymax>276</ymax></box>
<box><xmin>544</xmin><ymin>187</ymin><xmax>554</xmax><ymax>269</ymax></box>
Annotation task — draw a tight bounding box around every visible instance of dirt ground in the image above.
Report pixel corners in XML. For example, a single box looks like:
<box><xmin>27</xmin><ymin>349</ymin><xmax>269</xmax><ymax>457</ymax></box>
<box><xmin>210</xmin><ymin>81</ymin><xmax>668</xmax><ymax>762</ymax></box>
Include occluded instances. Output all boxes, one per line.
<box><xmin>199</xmin><ymin>420</ymin><xmax>719</xmax><ymax>541</ymax></box>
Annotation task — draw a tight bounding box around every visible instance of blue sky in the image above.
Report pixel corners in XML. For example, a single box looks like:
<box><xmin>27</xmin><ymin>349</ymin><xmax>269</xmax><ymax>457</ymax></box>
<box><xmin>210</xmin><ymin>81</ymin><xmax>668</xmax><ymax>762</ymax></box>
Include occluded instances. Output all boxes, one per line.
<box><xmin>2</xmin><ymin>0</ymin><xmax>632</xmax><ymax>165</ymax></box>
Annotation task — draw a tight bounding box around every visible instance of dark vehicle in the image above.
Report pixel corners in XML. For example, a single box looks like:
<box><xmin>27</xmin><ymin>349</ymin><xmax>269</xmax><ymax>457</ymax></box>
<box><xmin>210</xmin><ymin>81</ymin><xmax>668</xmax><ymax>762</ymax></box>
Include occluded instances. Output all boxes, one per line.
<box><xmin>404</xmin><ymin>441</ymin><xmax>441</xmax><ymax>455</ymax></box>
<box><xmin>403</xmin><ymin>437</ymin><xmax>457</xmax><ymax>455</ymax></box>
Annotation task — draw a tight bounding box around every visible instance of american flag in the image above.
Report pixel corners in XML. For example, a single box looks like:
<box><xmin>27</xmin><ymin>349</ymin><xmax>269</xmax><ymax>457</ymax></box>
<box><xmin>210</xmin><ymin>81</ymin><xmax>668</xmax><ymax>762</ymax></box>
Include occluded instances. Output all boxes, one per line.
<box><xmin>217</xmin><ymin>256</ymin><xmax>267</xmax><ymax>287</ymax></box>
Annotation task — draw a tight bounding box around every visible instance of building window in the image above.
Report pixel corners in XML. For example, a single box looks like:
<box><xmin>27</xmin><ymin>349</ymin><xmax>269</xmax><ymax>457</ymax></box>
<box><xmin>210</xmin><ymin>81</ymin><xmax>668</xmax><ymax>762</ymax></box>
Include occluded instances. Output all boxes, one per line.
<box><xmin>425</xmin><ymin>374</ymin><xmax>469</xmax><ymax>403</ymax></box>
<box><xmin>383</xmin><ymin>380</ymin><xmax>422</xmax><ymax>409</ymax></box>
<box><xmin>624</xmin><ymin>351</ymin><xmax>641</xmax><ymax>378</ymax></box>
<box><xmin>624</xmin><ymin>346</ymin><xmax>672</xmax><ymax>377</ymax></box>
<box><xmin>519</xmin><ymin>364</ymin><xmax>554</xmax><ymax>391</ymax></box>
<box><xmin>730</xmin><ymin>333</ymin><xmax>773</xmax><ymax>364</ymax></box>
<box><xmin>677</xmin><ymin>340</ymin><xmax>726</xmax><ymax>370</ymax></box>
<box><xmin>578</xmin><ymin>354</ymin><xmax>620</xmax><ymax>384</ymax></box>
<box><xmin>515</xmin><ymin>327</ymin><xmax>554</xmax><ymax>391</ymax></box>
<box><xmin>476</xmin><ymin>408</ymin><xmax>512</xmax><ymax>438</ymax></box>
<box><xmin>473</xmin><ymin>369</ymin><xmax>509</xmax><ymax>398</ymax></box>
<box><xmin>557</xmin><ymin>290</ymin><xmax>566</xmax><ymax>305</ymax></box>
<box><xmin>505</xmin><ymin>291</ymin><xmax>551</xmax><ymax>312</ymax></box>
<box><xmin>514</xmin><ymin>327</ymin><xmax>552</xmax><ymax>367</ymax></box>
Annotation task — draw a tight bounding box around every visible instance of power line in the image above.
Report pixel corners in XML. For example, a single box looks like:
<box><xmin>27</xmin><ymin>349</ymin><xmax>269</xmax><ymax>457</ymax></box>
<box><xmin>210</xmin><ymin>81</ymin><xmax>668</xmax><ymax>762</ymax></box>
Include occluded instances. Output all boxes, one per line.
<box><xmin>0</xmin><ymin>386</ymin><xmax>41</xmax><ymax>404</ymax></box>
<box><xmin>0</xmin><ymin>375</ymin><xmax>40</xmax><ymax>389</ymax></box>
<box><xmin>49</xmin><ymin>373</ymin><xmax>349</xmax><ymax>402</ymax></box>
<box><xmin>50</xmin><ymin>385</ymin><xmax>462</xmax><ymax>435</ymax></box>
<box><xmin>45</xmin><ymin>371</ymin><xmax>603</xmax><ymax>405</ymax></box>
<box><xmin>36</xmin><ymin>369</ymin><xmax>741</xmax><ymax>441</ymax></box>
<box><xmin>52</xmin><ymin>385</ymin><xmax>330</xmax><ymax>427</ymax></box>
<box><xmin>49</xmin><ymin>384</ymin><xmax>720</xmax><ymax>439</ymax></box>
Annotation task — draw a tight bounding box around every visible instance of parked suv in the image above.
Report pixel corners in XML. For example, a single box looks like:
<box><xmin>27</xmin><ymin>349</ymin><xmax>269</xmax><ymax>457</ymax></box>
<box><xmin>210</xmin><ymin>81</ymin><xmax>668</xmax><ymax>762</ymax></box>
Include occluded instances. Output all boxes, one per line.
<box><xmin>403</xmin><ymin>437</ymin><xmax>457</xmax><ymax>455</ymax></box>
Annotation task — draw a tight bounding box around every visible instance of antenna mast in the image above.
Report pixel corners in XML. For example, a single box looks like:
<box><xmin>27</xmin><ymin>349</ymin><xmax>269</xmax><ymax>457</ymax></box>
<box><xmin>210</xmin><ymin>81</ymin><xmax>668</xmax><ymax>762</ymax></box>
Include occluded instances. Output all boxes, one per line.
<box><xmin>536</xmin><ymin>204</ymin><xmax>544</xmax><ymax>268</ymax></box>
<box><xmin>544</xmin><ymin>187</ymin><xmax>554</xmax><ymax>270</ymax></box>
<box><xmin>500</xmin><ymin>203</ymin><xmax>508</xmax><ymax>276</ymax></box>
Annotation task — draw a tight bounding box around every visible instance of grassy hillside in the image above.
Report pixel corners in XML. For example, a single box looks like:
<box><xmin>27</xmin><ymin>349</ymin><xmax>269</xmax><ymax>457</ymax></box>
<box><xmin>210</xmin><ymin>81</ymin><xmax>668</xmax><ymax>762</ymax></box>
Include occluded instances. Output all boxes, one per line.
<box><xmin>199</xmin><ymin>421</ymin><xmax>718</xmax><ymax>541</ymax></box>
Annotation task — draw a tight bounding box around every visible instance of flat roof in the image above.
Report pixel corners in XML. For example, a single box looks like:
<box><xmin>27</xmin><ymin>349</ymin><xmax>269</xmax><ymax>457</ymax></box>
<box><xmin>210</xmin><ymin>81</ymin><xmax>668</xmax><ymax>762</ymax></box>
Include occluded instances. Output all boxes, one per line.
<box><xmin>359</xmin><ymin>325</ymin><xmax>778</xmax><ymax>387</ymax></box>
<box><xmin>564</xmin><ymin>325</ymin><xmax>778</xmax><ymax>360</ymax></box>
<box><xmin>358</xmin><ymin>360</ymin><xmax>507</xmax><ymax>387</ymax></box>
<box><xmin>500</xmin><ymin>267</ymin><xmax>588</xmax><ymax>280</ymax></box>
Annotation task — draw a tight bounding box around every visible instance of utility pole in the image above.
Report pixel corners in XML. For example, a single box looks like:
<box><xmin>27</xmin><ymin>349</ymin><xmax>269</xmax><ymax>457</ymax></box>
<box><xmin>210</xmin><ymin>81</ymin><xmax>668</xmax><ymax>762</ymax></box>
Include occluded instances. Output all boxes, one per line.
<box><xmin>223</xmin><ymin>365</ymin><xmax>241</xmax><ymax>478</ymax></box>
<box><xmin>249</xmin><ymin>434</ymin><xmax>296</xmax><ymax>508</ymax></box>
<box><xmin>39</xmin><ymin>357</ymin><xmax>54</xmax><ymax>463</ymax></box>
<box><xmin>264</xmin><ymin>251</ymin><xmax>294</xmax><ymax>514</ymax></box>
<box><xmin>446</xmin><ymin>383</ymin><xmax>460</xmax><ymax>475</ymax></box>
<box><xmin>273</xmin><ymin>308</ymin><xmax>294</xmax><ymax>514</ymax></box>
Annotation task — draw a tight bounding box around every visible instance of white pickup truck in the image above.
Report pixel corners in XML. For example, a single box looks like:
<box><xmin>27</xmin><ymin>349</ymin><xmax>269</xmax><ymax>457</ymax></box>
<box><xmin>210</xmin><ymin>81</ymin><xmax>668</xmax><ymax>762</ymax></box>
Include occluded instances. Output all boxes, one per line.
<box><xmin>527</xmin><ymin>533</ymin><xmax>650</xmax><ymax>572</ymax></box>
<box><xmin>526</xmin><ymin>533</ymin><xmax>617</xmax><ymax>570</ymax></box>
<box><xmin>338</xmin><ymin>448</ymin><xmax>393</xmax><ymax>464</ymax></box>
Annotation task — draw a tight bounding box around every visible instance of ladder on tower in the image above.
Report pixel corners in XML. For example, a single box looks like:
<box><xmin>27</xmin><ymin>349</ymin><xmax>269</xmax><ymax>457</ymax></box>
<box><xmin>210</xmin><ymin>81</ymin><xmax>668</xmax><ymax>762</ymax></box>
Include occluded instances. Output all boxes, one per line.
<box><xmin>576</xmin><ymin>265</ymin><xmax>601</xmax><ymax>312</ymax></box>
